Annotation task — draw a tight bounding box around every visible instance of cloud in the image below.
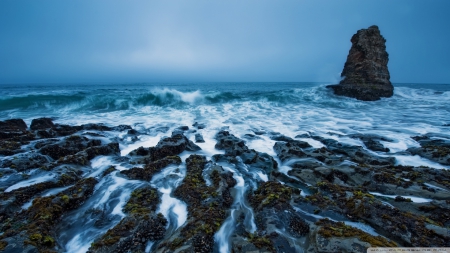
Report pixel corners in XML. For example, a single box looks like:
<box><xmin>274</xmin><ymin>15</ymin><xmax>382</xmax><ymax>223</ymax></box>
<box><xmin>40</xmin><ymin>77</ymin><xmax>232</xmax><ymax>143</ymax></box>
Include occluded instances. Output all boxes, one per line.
<box><xmin>1</xmin><ymin>0</ymin><xmax>450</xmax><ymax>83</ymax></box>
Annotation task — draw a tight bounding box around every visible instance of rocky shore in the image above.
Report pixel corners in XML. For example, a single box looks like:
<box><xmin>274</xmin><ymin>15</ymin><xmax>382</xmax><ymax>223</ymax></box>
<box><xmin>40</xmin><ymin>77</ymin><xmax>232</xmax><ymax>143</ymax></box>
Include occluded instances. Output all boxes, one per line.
<box><xmin>0</xmin><ymin>118</ymin><xmax>449</xmax><ymax>252</ymax></box>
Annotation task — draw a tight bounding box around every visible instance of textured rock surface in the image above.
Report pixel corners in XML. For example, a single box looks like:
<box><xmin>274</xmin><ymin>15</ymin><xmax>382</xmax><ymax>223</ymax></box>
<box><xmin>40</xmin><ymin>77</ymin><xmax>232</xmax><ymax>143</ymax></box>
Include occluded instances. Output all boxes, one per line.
<box><xmin>328</xmin><ymin>25</ymin><xmax>394</xmax><ymax>101</ymax></box>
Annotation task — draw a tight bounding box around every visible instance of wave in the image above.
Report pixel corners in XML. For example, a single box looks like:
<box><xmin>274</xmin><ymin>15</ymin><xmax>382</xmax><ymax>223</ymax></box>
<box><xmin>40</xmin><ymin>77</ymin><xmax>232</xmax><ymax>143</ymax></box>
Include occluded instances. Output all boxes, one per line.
<box><xmin>1</xmin><ymin>84</ymin><xmax>449</xmax><ymax>119</ymax></box>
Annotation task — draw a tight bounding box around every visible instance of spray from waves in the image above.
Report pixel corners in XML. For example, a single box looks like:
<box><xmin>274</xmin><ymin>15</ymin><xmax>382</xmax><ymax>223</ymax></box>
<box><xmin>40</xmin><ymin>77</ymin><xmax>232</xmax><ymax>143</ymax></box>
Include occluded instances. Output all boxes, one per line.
<box><xmin>394</xmin><ymin>86</ymin><xmax>450</xmax><ymax>101</ymax></box>
<box><xmin>2</xmin><ymin>83</ymin><xmax>449</xmax><ymax>123</ymax></box>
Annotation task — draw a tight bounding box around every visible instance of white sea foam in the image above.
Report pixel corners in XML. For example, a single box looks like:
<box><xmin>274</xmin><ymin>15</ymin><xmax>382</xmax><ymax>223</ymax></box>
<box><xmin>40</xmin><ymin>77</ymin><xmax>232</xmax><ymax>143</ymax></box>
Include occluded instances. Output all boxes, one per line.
<box><xmin>151</xmin><ymin>164</ymin><xmax>188</xmax><ymax>230</ymax></box>
<box><xmin>5</xmin><ymin>173</ymin><xmax>55</xmax><ymax>192</ymax></box>
<box><xmin>65</xmin><ymin>234</ymin><xmax>90</xmax><ymax>253</ymax></box>
<box><xmin>120</xmin><ymin>134</ymin><xmax>164</xmax><ymax>156</ymax></box>
<box><xmin>369</xmin><ymin>192</ymin><xmax>432</xmax><ymax>203</ymax></box>
<box><xmin>394</xmin><ymin>155</ymin><xmax>449</xmax><ymax>169</ymax></box>
<box><xmin>293</xmin><ymin>206</ymin><xmax>379</xmax><ymax>236</ymax></box>
<box><xmin>215</xmin><ymin>165</ymin><xmax>257</xmax><ymax>253</ymax></box>
<box><xmin>157</xmin><ymin>187</ymin><xmax>188</xmax><ymax>230</ymax></box>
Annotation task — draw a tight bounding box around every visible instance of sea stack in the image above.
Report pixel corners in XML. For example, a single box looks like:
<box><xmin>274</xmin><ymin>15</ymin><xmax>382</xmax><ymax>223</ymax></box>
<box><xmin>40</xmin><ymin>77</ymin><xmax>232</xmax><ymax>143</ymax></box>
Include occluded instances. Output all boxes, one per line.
<box><xmin>328</xmin><ymin>25</ymin><xmax>394</xmax><ymax>101</ymax></box>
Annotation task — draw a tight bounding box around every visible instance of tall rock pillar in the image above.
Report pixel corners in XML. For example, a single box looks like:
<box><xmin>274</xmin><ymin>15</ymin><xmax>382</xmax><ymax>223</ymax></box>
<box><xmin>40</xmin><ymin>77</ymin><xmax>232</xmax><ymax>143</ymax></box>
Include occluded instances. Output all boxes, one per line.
<box><xmin>328</xmin><ymin>25</ymin><xmax>394</xmax><ymax>101</ymax></box>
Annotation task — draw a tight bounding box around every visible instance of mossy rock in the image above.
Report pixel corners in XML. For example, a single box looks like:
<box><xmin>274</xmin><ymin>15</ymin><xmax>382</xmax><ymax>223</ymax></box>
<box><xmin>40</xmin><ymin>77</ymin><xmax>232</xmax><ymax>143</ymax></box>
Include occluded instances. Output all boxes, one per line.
<box><xmin>316</xmin><ymin>218</ymin><xmax>397</xmax><ymax>247</ymax></box>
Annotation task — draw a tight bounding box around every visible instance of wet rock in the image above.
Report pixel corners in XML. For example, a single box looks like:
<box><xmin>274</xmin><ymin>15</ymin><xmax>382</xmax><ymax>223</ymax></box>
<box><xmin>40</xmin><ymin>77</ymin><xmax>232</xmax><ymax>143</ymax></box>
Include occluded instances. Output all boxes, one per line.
<box><xmin>89</xmin><ymin>186</ymin><xmax>167</xmax><ymax>253</ymax></box>
<box><xmin>214</xmin><ymin>130</ymin><xmax>277</xmax><ymax>175</ymax></box>
<box><xmin>349</xmin><ymin>133</ymin><xmax>391</xmax><ymax>152</ymax></box>
<box><xmin>127</xmin><ymin>129</ymin><xmax>138</xmax><ymax>135</ymax></box>
<box><xmin>192</xmin><ymin>122</ymin><xmax>206</xmax><ymax>129</ymax></box>
<box><xmin>59</xmin><ymin>142</ymin><xmax>120</xmax><ymax>165</ymax></box>
<box><xmin>215</xmin><ymin>131</ymin><xmax>247</xmax><ymax>156</ymax></box>
<box><xmin>0</xmin><ymin>231</ymin><xmax>38</xmax><ymax>253</ymax></box>
<box><xmin>408</xmin><ymin>135</ymin><xmax>450</xmax><ymax>165</ymax></box>
<box><xmin>30</xmin><ymin>118</ymin><xmax>54</xmax><ymax>130</ymax></box>
<box><xmin>195</xmin><ymin>133</ymin><xmax>205</xmax><ymax>143</ymax></box>
<box><xmin>0</xmin><ymin>119</ymin><xmax>27</xmax><ymax>132</ymax></box>
<box><xmin>0</xmin><ymin>171</ymin><xmax>80</xmax><ymax>218</ymax></box>
<box><xmin>310</xmin><ymin>218</ymin><xmax>395</xmax><ymax>252</ymax></box>
<box><xmin>246</xmin><ymin>181</ymin><xmax>308</xmax><ymax>252</ymax></box>
<box><xmin>152</xmin><ymin>133</ymin><xmax>200</xmax><ymax>161</ymax></box>
<box><xmin>0</xmin><ymin>153</ymin><xmax>50</xmax><ymax>172</ymax></box>
<box><xmin>328</xmin><ymin>25</ymin><xmax>394</xmax><ymax>101</ymax></box>
<box><xmin>311</xmin><ymin>136</ymin><xmax>395</xmax><ymax>166</ymax></box>
<box><xmin>0</xmin><ymin>177</ymin><xmax>98</xmax><ymax>252</ymax></box>
<box><xmin>121</xmin><ymin>156</ymin><xmax>181</xmax><ymax>181</ymax></box>
<box><xmin>302</xmin><ymin>180</ymin><xmax>450</xmax><ymax>247</ymax></box>
<box><xmin>273</xmin><ymin>140</ymin><xmax>312</xmax><ymax>161</ymax></box>
<box><xmin>39</xmin><ymin>135</ymin><xmax>101</xmax><ymax>160</ymax></box>
<box><xmin>111</xmin><ymin>125</ymin><xmax>132</xmax><ymax>132</ymax></box>
<box><xmin>81</xmin><ymin>123</ymin><xmax>112</xmax><ymax>131</ymax></box>
<box><xmin>158</xmin><ymin>155</ymin><xmax>234</xmax><ymax>252</ymax></box>
<box><xmin>128</xmin><ymin>133</ymin><xmax>200</xmax><ymax>163</ymax></box>
<box><xmin>0</xmin><ymin>140</ymin><xmax>23</xmax><ymax>156</ymax></box>
<box><xmin>0</xmin><ymin>119</ymin><xmax>30</xmax><ymax>139</ymax></box>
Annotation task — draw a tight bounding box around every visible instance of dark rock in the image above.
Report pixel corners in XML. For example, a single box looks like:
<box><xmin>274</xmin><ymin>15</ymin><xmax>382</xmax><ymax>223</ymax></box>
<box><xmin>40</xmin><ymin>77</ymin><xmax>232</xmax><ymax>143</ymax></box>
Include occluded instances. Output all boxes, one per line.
<box><xmin>214</xmin><ymin>130</ymin><xmax>277</xmax><ymax>175</ymax></box>
<box><xmin>59</xmin><ymin>142</ymin><xmax>120</xmax><ymax>165</ymax></box>
<box><xmin>328</xmin><ymin>25</ymin><xmax>394</xmax><ymax>101</ymax></box>
<box><xmin>0</xmin><ymin>153</ymin><xmax>50</xmax><ymax>172</ymax></box>
<box><xmin>81</xmin><ymin>123</ymin><xmax>112</xmax><ymax>131</ymax></box>
<box><xmin>192</xmin><ymin>122</ymin><xmax>206</xmax><ymax>129</ymax></box>
<box><xmin>153</xmin><ymin>133</ymin><xmax>200</xmax><ymax>160</ymax></box>
<box><xmin>127</xmin><ymin>129</ymin><xmax>138</xmax><ymax>135</ymax></box>
<box><xmin>89</xmin><ymin>186</ymin><xmax>167</xmax><ymax>253</ymax></box>
<box><xmin>165</xmin><ymin>155</ymin><xmax>234</xmax><ymax>252</ymax></box>
<box><xmin>408</xmin><ymin>135</ymin><xmax>450</xmax><ymax>165</ymax></box>
<box><xmin>112</xmin><ymin>125</ymin><xmax>132</xmax><ymax>131</ymax></box>
<box><xmin>121</xmin><ymin>156</ymin><xmax>181</xmax><ymax>181</ymax></box>
<box><xmin>253</xmin><ymin>130</ymin><xmax>266</xmax><ymax>135</ymax></box>
<box><xmin>39</xmin><ymin>135</ymin><xmax>102</xmax><ymax>160</ymax></box>
<box><xmin>0</xmin><ymin>119</ymin><xmax>27</xmax><ymax>132</ymax></box>
<box><xmin>311</xmin><ymin>136</ymin><xmax>395</xmax><ymax>166</ymax></box>
<box><xmin>127</xmin><ymin>133</ymin><xmax>200</xmax><ymax>165</ymax></box>
<box><xmin>195</xmin><ymin>133</ymin><xmax>205</xmax><ymax>143</ymax></box>
<box><xmin>349</xmin><ymin>133</ymin><xmax>391</xmax><ymax>152</ymax></box>
<box><xmin>30</xmin><ymin>118</ymin><xmax>54</xmax><ymax>130</ymax></box>
<box><xmin>0</xmin><ymin>119</ymin><xmax>30</xmax><ymax>140</ymax></box>
<box><xmin>0</xmin><ymin>177</ymin><xmax>98</xmax><ymax>252</ymax></box>
<box><xmin>273</xmin><ymin>140</ymin><xmax>312</xmax><ymax>161</ymax></box>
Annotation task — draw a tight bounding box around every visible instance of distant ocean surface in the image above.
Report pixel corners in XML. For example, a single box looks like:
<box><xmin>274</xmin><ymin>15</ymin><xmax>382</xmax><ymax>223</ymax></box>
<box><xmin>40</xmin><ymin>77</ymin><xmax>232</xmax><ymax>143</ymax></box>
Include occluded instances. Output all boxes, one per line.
<box><xmin>1</xmin><ymin>82</ymin><xmax>450</xmax><ymax>169</ymax></box>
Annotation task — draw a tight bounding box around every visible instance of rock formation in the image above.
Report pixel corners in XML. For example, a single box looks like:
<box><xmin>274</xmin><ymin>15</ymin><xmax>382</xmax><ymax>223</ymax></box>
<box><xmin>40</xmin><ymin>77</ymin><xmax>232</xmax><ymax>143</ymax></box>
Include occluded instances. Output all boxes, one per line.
<box><xmin>328</xmin><ymin>25</ymin><xmax>394</xmax><ymax>101</ymax></box>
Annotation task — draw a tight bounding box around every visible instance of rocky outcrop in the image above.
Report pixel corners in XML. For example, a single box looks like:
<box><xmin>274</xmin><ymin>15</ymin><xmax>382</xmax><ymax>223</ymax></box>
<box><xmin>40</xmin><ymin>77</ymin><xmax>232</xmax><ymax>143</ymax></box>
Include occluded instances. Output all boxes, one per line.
<box><xmin>328</xmin><ymin>25</ymin><xmax>394</xmax><ymax>101</ymax></box>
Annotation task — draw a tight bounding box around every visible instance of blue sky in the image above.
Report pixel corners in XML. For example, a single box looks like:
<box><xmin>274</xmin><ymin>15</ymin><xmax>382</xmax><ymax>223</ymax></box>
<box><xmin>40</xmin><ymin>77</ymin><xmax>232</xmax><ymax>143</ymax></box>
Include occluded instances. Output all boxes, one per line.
<box><xmin>1</xmin><ymin>0</ymin><xmax>449</xmax><ymax>84</ymax></box>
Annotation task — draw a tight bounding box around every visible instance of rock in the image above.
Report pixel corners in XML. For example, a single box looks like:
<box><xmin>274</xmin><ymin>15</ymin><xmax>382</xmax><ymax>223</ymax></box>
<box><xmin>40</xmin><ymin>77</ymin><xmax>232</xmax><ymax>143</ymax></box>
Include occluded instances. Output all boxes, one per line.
<box><xmin>30</xmin><ymin>117</ymin><xmax>54</xmax><ymax>130</ymax></box>
<box><xmin>88</xmin><ymin>187</ymin><xmax>167</xmax><ymax>253</ymax></box>
<box><xmin>121</xmin><ymin>156</ymin><xmax>181</xmax><ymax>181</ymax></box>
<box><xmin>214</xmin><ymin>130</ymin><xmax>277</xmax><ymax>175</ymax></box>
<box><xmin>0</xmin><ymin>118</ymin><xmax>30</xmax><ymax>140</ymax></box>
<box><xmin>127</xmin><ymin>133</ymin><xmax>201</xmax><ymax>163</ymax></box>
<box><xmin>408</xmin><ymin>135</ymin><xmax>450</xmax><ymax>165</ymax></box>
<box><xmin>0</xmin><ymin>177</ymin><xmax>98</xmax><ymax>253</ymax></box>
<box><xmin>192</xmin><ymin>122</ymin><xmax>206</xmax><ymax>129</ymax></box>
<box><xmin>195</xmin><ymin>133</ymin><xmax>205</xmax><ymax>143</ymax></box>
<box><xmin>273</xmin><ymin>140</ymin><xmax>312</xmax><ymax>161</ymax></box>
<box><xmin>0</xmin><ymin>119</ymin><xmax>27</xmax><ymax>132</ymax></box>
<box><xmin>348</xmin><ymin>133</ymin><xmax>391</xmax><ymax>152</ymax></box>
<box><xmin>328</xmin><ymin>25</ymin><xmax>394</xmax><ymax>101</ymax></box>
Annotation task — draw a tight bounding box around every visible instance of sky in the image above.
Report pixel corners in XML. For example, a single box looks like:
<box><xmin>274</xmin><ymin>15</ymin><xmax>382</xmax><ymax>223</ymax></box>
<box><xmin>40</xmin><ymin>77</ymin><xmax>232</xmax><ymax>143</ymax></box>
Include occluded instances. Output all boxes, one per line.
<box><xmin>1</xmin><ymin>0</ymin><xmax>449</xmax><ymax>84</ymax></box>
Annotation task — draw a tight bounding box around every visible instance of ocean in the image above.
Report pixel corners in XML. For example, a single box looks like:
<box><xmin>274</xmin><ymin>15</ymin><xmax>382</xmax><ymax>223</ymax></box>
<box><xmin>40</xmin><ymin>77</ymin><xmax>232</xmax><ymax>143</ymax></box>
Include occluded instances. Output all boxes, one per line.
<box><xmin>1</xmin><ymin>82</ymin><xmax>450</xmax><ymax>252</ymax></box>
<box><xmin>1</xmin><ymin>82</ymin><xmax>449</xmax><ymax>168</ymax></box>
